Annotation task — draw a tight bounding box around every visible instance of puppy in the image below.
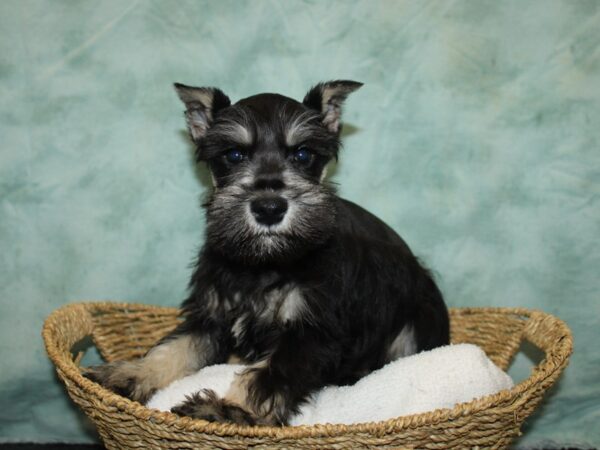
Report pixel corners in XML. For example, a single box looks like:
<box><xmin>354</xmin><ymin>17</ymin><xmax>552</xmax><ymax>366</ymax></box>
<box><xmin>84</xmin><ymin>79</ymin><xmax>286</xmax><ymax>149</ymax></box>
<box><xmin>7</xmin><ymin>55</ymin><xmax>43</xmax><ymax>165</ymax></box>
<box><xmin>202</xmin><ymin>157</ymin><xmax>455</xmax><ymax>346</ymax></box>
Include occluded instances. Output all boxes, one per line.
<box><xmin>86</xmin><ymin>80</ymin><xmax>450</xmax><ymax>426</ymax></box>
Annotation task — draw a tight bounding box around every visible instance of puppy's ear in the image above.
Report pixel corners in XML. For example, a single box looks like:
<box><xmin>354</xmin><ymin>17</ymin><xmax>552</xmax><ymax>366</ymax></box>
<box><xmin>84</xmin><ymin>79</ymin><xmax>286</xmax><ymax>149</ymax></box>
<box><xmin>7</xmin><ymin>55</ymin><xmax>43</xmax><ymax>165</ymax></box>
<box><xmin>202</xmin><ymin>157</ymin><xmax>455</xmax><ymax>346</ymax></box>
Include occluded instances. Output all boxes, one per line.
<box><xmin>174</xmin><ymin>83</ymin><xmax>231</xmax><ymax>143</ymax></box>
<box><xmin>303</xmin><ymin>80</ymin><xmax>362</xmax><ymax>134</ymax></box>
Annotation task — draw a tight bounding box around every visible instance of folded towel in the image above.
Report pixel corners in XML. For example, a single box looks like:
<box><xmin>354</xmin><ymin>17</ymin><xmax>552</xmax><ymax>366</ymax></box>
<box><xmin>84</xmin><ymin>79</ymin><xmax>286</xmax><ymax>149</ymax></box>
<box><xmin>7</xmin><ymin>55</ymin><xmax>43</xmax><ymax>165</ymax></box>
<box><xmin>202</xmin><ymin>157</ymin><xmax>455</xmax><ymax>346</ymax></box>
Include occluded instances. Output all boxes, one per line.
<box><xmin>147</xmin><ymin>343</ymin><xmax>514</xmax><ymax>425</ymax></box>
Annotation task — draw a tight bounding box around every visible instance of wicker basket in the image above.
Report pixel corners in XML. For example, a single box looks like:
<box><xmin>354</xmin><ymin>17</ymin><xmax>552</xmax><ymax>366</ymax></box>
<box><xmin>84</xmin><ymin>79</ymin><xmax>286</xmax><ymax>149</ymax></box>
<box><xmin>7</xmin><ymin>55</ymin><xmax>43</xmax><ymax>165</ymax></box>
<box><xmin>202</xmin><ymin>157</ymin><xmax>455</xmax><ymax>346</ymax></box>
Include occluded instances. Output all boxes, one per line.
<box><xmin>43</xmin><ymin>302</ymin><xmax>572</xmax><ymax>449</ymax></box>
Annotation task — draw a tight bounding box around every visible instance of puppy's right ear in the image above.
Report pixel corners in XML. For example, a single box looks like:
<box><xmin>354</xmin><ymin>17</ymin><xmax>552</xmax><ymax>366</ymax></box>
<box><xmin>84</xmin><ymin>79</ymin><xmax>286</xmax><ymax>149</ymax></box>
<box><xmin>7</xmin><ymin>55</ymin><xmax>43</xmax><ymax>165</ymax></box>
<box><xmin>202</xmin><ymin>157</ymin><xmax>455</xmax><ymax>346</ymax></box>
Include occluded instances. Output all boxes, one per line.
<box><xmin>303</xmin><ymin>80</ymin><xmax>362</xmax><ymax>134</ymax></box>
<box><xmin>174</xmin><ymin>83</ymin><xmax>231</xmax><ymax>143</ymax></box>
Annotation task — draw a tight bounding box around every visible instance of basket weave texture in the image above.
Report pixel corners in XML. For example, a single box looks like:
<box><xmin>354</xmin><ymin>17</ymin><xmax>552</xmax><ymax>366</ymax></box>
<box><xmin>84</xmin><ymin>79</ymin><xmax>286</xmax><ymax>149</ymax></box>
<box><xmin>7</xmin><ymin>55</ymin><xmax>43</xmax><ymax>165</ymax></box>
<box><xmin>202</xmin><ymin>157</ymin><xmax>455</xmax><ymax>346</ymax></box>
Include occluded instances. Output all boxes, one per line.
<box><xmin>43</xmin><ymin>302</ymin><xmax>572</xmax><ymax>449</ymax></box>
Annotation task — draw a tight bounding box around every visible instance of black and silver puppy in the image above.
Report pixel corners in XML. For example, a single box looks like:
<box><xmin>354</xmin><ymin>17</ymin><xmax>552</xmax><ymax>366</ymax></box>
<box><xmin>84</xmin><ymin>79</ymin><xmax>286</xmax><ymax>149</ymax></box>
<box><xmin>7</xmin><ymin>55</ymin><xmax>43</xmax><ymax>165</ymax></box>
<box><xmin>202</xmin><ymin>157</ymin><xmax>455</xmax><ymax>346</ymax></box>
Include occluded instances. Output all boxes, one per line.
<box><xmin>86</xmin><ymin>80</ymin><xmax>450</xmax><ymax>426</ymax></box>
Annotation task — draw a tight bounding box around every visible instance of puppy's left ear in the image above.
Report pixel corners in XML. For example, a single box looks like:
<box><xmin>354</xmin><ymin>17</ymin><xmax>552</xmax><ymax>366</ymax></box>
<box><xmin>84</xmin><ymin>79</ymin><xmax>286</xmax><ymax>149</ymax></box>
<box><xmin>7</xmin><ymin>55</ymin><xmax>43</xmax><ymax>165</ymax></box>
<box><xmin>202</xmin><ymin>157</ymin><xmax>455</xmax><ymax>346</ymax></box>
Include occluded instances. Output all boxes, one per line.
<box><xmin>303</xmin><ymin>80</ymin><xmax>363</xmax><ymax>134</ymax></box>
<box><xmin>174</xmin><ymin>83</ymin><xmax>231</xmax><ymax>143</ymax></box>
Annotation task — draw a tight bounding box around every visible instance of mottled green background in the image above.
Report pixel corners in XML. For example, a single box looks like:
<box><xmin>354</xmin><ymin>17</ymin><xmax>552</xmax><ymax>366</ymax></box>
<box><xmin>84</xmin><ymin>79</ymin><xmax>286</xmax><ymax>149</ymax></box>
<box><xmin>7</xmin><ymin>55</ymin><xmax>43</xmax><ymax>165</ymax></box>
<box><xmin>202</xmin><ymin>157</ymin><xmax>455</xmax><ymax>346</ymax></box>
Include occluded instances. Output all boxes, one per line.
<box><xmin>0</xmin><ymin>0</ymin><xmax>598</xmax><ymax>446</ymax></box>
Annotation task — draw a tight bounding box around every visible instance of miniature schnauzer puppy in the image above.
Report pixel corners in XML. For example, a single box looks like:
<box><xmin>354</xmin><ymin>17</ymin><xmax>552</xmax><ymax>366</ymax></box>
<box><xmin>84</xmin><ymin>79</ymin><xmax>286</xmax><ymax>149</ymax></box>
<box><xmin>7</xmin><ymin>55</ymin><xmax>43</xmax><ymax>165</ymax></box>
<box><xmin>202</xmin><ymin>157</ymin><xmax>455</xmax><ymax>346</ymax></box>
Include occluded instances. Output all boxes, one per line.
<box><xmin>86</xmin><ymin>80</ymin><xmax>450</xmax><ymax>426</ymax></box>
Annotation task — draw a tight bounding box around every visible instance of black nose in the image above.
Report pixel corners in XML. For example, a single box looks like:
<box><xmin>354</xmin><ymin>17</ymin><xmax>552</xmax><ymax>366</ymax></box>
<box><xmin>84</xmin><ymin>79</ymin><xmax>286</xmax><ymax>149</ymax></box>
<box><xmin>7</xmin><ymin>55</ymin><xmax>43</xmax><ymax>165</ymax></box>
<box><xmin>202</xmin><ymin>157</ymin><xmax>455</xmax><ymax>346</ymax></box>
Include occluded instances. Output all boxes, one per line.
<box><xmin>250</xmin><ymin>197</ymin><xmax>288</xmax><ymax>226</ymax></box>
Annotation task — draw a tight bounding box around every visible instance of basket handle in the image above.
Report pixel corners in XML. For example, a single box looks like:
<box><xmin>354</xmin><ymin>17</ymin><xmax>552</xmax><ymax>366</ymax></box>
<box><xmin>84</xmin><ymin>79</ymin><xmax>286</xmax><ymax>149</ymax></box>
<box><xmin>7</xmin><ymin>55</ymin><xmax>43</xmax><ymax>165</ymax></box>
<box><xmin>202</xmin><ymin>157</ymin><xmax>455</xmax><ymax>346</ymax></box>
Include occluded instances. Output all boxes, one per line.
<box><xmin>43</xmin><ymin>303</ymin><xmax>95</xmax><ymax>369</ymax></box>
<box><xmin>516</xmin><ymin>309</ymin><xmax>573</xmax><ymax>406</ymax></box>
<box><xmin>522</xmin><ymin>310</ymin><xmax>573</xmax><ymax>364</ymax></box>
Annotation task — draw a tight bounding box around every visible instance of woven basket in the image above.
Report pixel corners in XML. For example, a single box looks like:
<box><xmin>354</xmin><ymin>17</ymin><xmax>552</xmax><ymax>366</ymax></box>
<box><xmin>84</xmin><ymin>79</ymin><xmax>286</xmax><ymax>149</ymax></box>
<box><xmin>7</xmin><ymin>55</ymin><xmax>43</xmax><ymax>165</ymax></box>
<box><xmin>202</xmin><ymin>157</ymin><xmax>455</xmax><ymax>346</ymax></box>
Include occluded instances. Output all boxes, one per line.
<box><xmin>43</xmin><ymin>302</ymin><xmax>572</xmax><ymax>449</ymax></box>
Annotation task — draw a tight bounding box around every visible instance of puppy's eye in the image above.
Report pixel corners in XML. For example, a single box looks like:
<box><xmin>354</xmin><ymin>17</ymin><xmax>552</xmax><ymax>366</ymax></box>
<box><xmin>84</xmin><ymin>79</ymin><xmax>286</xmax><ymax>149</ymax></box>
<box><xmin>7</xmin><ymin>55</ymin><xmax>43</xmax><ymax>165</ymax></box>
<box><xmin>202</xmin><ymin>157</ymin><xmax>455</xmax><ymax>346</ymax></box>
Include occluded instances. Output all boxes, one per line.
<box><xmin>292</xmin><ymin>146</ymin><xmax>313</xmax><ymax>166</ymax></box>
<box><xmin>225</xmin><ymin>148</ymin><xmax>245</xmax><ymax>164</ymax></box>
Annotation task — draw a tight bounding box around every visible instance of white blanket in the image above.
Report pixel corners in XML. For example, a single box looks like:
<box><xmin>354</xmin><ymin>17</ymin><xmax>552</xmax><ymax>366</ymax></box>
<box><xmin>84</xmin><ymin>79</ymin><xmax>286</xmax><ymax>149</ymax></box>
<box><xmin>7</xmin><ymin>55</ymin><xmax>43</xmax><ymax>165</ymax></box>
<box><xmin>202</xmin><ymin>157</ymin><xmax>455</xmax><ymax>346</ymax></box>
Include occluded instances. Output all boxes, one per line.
<box><xmin>147</xmin><ymin>343</ymin><xmax>513</xmax><ymax>425</ymax></box>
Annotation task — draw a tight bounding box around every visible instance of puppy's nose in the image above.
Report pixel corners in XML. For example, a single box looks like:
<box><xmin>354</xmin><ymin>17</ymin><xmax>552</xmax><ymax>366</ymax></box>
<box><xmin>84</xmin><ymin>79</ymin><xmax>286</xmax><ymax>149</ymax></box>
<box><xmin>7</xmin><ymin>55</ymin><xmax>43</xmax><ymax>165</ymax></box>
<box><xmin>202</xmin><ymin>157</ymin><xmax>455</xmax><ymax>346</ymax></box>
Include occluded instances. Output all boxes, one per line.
<box><xmin>250</xmin><ymin>197</ymin><xmax>288</xmax><ymax>226</ymax></box>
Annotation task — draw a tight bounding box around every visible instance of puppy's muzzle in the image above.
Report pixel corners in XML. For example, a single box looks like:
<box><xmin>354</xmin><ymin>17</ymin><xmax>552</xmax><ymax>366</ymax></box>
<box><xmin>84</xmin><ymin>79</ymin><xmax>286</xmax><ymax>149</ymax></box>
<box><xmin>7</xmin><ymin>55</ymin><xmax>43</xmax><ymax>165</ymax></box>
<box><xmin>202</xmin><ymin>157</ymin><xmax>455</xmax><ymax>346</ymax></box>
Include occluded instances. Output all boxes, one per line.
<box><xmin>251</xmin><ymin>196</ymin><xmax>288</xmax><ymax>226</ymax></box>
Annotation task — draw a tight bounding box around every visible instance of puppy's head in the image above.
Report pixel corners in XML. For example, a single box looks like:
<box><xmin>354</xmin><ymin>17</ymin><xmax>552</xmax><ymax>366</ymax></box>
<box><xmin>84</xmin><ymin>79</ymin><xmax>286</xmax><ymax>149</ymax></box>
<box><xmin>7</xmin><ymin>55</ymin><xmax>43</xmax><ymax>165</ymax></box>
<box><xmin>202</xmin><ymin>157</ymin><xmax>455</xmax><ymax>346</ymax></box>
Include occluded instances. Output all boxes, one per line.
<box><xmin>175</xmin><ymin>80</ymin><xmax>362</xmax><ymax>264</ymax></box>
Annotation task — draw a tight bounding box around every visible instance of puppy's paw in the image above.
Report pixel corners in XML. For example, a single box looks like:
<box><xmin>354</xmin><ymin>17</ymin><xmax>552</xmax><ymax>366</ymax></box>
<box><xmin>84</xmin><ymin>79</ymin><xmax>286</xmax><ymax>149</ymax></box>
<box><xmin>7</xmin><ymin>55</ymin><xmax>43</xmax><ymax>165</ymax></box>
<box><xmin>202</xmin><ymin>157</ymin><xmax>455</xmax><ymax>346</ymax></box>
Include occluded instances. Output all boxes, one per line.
<box><xmin>83</xmin><ymin>361</ymin><xmax>155</xmax><ymax>404</ymax></box>
<box><xmin>171</xmin><ymin>389</ymin><xmax>263</xmax><ymax>426</ymax></box>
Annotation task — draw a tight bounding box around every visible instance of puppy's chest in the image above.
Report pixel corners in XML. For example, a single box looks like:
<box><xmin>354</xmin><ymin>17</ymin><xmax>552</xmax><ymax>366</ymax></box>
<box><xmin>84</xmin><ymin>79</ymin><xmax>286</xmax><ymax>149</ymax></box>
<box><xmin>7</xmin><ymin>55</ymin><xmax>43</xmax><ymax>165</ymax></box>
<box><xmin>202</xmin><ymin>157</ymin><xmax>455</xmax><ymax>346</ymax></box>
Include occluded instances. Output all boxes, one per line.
<box><xmin>228</xmin><ymin>285</ymin><xmax>307</xmax><ymax>351</ymax></box>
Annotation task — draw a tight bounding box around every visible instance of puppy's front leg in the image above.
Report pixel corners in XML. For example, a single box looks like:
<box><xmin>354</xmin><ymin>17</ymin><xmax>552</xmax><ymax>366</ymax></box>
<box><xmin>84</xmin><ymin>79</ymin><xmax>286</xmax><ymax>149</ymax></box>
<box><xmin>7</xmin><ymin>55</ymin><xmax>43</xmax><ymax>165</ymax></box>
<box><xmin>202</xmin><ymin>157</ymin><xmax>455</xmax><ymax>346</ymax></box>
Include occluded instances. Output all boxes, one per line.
<box><xmin>85</xmin><ymin>322</ymin><xmax>228</xmax><ymax>404</ymax></box>
<box><xmin>172</xmin><ymin>327</ymin><xmax>337</xmax><ymax>425</ymax></box>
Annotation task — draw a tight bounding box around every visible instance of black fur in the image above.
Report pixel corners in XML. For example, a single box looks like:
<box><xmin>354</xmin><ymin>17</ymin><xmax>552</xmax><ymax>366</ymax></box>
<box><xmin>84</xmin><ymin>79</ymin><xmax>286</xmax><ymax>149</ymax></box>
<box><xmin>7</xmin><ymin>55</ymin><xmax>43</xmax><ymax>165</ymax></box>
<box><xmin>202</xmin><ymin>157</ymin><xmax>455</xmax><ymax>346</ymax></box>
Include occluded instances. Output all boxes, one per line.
<box><xmin>178</xmin><ymin>197</ymin><xmax>449</xmax><ymax>423</ymax></box>
<box><xmin>86</xmin><ymin>80</ymin><xmax>450</xmax><ymax>426</ymax></box>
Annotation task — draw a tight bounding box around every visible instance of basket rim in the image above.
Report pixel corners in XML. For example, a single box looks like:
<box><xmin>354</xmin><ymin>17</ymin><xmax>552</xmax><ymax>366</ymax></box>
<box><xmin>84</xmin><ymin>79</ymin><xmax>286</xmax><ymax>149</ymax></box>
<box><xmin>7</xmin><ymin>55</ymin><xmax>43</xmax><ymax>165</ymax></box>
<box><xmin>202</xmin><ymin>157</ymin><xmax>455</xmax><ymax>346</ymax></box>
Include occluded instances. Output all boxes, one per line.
<box><xmin>43</xmin><ymin>301</ymin><xmax>573</xmax><ymax>440</ymax></box>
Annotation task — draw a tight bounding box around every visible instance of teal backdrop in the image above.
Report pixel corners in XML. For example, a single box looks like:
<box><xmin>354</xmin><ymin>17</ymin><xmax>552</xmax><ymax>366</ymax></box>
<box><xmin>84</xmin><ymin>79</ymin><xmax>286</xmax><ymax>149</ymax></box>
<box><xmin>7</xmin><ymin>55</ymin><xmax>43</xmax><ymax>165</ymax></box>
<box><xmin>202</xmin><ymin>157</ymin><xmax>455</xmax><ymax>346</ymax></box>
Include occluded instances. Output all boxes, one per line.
<box><xmin>0</xmin><ymin>0</ymin><xmax>598</xmax><ymax>446</ymax></box>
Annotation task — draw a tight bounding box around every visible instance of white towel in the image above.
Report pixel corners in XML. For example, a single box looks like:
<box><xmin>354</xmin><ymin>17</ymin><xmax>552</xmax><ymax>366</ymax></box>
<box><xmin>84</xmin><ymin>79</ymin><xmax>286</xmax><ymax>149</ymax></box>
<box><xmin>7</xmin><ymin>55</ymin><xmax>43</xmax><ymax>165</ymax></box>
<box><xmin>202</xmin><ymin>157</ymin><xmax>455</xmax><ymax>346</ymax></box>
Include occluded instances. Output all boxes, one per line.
<box><xmin>147</xmin><ymin>343</ymin><xmax>513</xmax><ymax>425</ymax></box>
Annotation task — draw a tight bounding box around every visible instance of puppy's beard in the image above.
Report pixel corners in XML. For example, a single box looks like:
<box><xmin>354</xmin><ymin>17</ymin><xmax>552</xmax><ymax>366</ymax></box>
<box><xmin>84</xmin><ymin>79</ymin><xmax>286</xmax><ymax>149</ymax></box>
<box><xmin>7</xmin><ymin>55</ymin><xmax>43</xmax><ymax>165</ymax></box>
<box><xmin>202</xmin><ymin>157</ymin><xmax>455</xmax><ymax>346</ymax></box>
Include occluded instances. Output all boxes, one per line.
<box><xmin>204</xmin><ymin>176</ymin><xmax>336</xmax><ymax>263</ymax></box>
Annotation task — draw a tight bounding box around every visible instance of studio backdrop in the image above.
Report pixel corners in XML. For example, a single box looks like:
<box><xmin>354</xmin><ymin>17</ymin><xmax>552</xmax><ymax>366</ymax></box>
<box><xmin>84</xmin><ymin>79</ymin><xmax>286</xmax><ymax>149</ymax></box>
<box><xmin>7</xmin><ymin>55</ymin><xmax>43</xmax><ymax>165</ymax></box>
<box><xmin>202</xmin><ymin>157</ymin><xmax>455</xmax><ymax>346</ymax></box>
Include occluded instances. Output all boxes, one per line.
<box><xmin>0</xmin><ymin>0</ymin><xmax>598</xmax><ymax>447</ymax></box>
